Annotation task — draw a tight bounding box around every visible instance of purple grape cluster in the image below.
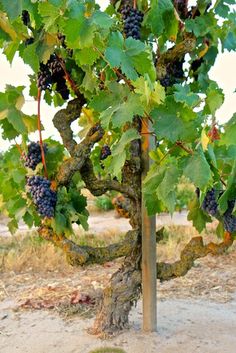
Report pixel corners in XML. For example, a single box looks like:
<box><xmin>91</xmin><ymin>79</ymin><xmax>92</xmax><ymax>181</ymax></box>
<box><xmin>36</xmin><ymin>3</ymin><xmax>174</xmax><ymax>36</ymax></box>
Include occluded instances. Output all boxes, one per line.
<box><xmin>201</xmin><ymin>189</ymin><xmax>218</xmax><ymax>216</ymax></box>
<box><xmin>49</xmin><ymin>54</ymin><xmax>69</xmax><ymax>100</ymax></box>
<box><xmin>37</xmin><ymin>55</ymin><xmax>69</xmax><ymax>99</ymax></box>
<box><xmin>21</xmin><ymin>10</ymin><xmax>30</xmax><ymax>26</ymax></box>
<box><xmin>160</xmin><ymin>59</ymin><xmax>185</xmax><ymax>87</ymax></box>
<box><xmin>27</xmin><ymin>176</ymin><xmax>57</xmax><ymax>218</ymax></box>
<box><xmin>121</xmin><ymin>4</ymin><xmax>144</xmax><ymax>40</ymax></box>
<box><xmin>223</xmin><ymin>200</ymin><xmax>236</xmax><ymax>233</ymax></box>
<box><xmin>23</xmin><ymin>142</ymin><xmax>47</xmax><ymax>170</ymax></box>
<box><xmin>37</xmin><ymin>63</ymin><xmax>52</xmax><ymax>91</ymax></box>
<box><xmin>100</xmin><ymin>145</ymin><xmax>111</xmax><ymax>160</ymax></box>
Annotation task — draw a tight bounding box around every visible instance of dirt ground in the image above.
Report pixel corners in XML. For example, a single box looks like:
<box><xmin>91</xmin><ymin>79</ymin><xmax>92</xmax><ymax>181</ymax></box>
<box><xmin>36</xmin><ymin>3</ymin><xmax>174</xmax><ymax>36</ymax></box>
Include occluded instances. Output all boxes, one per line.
<box><xmin>0</xmin><ymin>212</ymin><xmax>236</xmax><ymax>353</ymax></box>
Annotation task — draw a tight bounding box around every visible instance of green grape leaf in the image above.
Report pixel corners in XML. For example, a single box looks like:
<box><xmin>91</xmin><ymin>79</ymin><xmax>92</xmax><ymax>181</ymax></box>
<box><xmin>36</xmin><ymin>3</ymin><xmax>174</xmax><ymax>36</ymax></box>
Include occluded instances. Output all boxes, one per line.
<box><xmin>205</xmin><ymin>82</ymin><xmax>224</xmax><ymax>115</ymax></box>
<box><xmin>7</xmin><ymin>109</ymin><xmax>27</xmax><ymax>134</ymax></box>
<box><xmin>188</xmin><ymin>197</ymin><xmax>212</xmax><ymax>233</ymax></box>
<box><xmin>146</xmin><ymin>0</ymin><xmax>178</xmax><ymax>40</ymax></box>
<box><xmin>184</xmin><ymin>150</ymin><xmax>212</xmax><ymax>189</ymax></box>
<box><xmin>112</xmin><ymin>93</ymin><xmax>144</xmax><ymax>128</ymax></box>
<box><xmin>185</xmin><ymin>13</ymin><xmax>217</xmax><ymax>37</ymax></box>
<box><xmin>173</xmin><ymin>84</ymin><xmax>200</xmax><ymax>107</ymax></box>
<box><xmin>92</xmin><ymin>10</ymin><xmax>113</xmax><ymax>29</ymax></box>
<box><xmin>157</xmin><ymin>164</ymin><xmax>181</xmax><ymax>213</ymax></box>
<box><xmin>1</xmin><ymin>0</ymin><xmax>22</xmax><ymax>21</ymax></box>
<box><xmin>220</xmin><ymin>113</ymin><xmax>236</xmax><ymax>146</ymax></box>
<box><xmin>151</xmin><ymin>99</ymin><xmax>197</xmax><ymax>143</ymax></box>
<box><xmin>107</xmin><ymin>150</ymin><xmax>126</xmax><ymax>178</ymax></box>
<box><xmin>74</xmin><ymin>47</ymin><xmax>100</xmax><ymax>66</ymax></box>
<box><xmin>133</xmin><ymin>76</ymin><xmax>165</xmax><ymax>111</ymax></box>
<box><xmin>112</xmin><ymin>129</ymin><xmax>140</xmax><ymax>155</ymax></box>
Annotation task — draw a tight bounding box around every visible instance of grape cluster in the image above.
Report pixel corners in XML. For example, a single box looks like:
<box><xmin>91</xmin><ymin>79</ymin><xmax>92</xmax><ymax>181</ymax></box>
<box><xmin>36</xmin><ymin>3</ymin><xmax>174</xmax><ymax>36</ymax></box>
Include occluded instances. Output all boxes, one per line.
<box><xmin>160</xmin><ymin>59</ymin><xmax>184</xmax><ymax>87</ymax></box>
<box><xmin>201</xmin><ymin>189</ymin><xmax>218</xmax><ymax>216</ymax></box>
<box><xmin>121</xmin><ymin>4</ymin><xmax>144</xmax><ymax>40</ymax></box>
<box><xmin>49</xmin><ymin>54</ymin><xmax>69</xmax><ymax>100</ymax></box>
<box><xmin>27</xmin><ymin>176</ymin><xmax>57</xmax><ymax>218</ymax></box>
<box><xmin>37</xmin><ymin>55</ymin><xmax>69</xmax><ymax>99</ymax></box>
<box><xmin>100</xmin><ymin>145</ymin><xmax>111</xmax><ymax>160</ymax></box>
<box><xmin>23</xmin><ymin>142</ymin><xmax>47</xmax><ymax>170</ymax></box>
<box><xmin>201</xmin><ymin>189</ymin><xmax>236</xmax><ymax>233</ymax></box>
<box><xmin>37</xmin><ymin>63</ymin><xmax>52</xmax><ymax>91</ymax></box>
<box><xmin>24</xmin><ymin>38</ymin><xmax>34</xmax><ymax>47</ymax></box>
<box><xmin>21</xmin><ymin>10</ymin><xmax>30</xmax><ymax>26</ymax></box>
<box><xmin>223</xmin><ymin>200</ymin><xmax>236</xmax><ymax>233</ymax></box>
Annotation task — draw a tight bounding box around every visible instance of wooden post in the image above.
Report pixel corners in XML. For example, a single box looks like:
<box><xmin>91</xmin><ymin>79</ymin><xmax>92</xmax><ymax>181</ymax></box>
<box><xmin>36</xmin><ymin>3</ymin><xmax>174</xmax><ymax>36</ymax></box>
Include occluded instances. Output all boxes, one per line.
<box><xmin>141</xmin><ymin>118</ymin><xmax>157</xmax><ymax>332</ymax></box>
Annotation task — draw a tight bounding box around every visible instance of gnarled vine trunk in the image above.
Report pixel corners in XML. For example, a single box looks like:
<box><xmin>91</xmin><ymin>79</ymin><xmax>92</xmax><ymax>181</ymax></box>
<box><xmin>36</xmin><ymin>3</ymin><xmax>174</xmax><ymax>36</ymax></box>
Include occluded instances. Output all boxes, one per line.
<box><xmin>92</xmin><ymin>136</ymin><xmax>143</xmax><ymax>336</ymax></box>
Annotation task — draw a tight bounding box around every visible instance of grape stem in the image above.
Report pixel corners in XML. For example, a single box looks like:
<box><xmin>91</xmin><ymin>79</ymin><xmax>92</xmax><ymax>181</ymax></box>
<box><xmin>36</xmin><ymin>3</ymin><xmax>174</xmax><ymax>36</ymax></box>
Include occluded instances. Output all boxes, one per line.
<box><xmin>37</xmin><ymin>89</ymin><xmax>48</xmax><ymax>179</ymax></box>
<box><xmin>133</xmin><ymin>0</ymin><xmax>137</xmax><ymax>9</ymax></box>
<box><xmin>15</xmin><ymin>142</ymin><xmax>24</xmax><ymax>156</ymax></box>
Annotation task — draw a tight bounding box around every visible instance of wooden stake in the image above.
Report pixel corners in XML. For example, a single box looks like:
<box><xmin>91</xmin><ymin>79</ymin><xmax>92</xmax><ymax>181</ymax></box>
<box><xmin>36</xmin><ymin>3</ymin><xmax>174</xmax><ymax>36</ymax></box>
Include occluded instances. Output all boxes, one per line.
<box><xmin>141</xmin><ymin>117</ymin><xmax>157</xmax><ymax>332</ymax></box>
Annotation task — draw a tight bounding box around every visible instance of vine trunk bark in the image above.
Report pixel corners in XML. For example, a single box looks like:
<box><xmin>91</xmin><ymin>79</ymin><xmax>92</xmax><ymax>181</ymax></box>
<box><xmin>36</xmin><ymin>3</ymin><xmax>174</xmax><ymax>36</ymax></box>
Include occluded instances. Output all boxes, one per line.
<box><xmin>92</xmin><ymin>137</ymin><xmax>143</xmax><ymax>336</ymax></box>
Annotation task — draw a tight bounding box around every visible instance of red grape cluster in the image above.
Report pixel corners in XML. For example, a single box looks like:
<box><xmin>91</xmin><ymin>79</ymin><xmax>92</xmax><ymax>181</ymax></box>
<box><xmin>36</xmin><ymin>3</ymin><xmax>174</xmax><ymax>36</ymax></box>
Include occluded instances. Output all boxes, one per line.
<box><xmin>27</xmin><ymin>176</ymin><xmax>57</xmax><ymax>218</ymax></box>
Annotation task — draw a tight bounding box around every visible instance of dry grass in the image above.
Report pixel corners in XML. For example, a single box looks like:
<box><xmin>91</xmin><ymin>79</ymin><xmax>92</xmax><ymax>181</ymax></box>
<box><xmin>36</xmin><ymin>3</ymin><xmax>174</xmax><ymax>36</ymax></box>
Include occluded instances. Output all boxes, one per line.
<box><xmin>88</xmin><ymin>348</ymin><xmax>126</xmax><ymax>353</ymax></box>
<box><xmin>157</xmin><ymin>222</ymin><xmax>235</xmax><ymax>262</ymax></box>
<box><xmin>0</xmin><ymin>221</ymin><xmax>234</xmax><ymax>275</ymax></box>
<box><xmin>0</xmin><ymin>233</ymin><xmax>71</xmax><ymax>273</ymax></box>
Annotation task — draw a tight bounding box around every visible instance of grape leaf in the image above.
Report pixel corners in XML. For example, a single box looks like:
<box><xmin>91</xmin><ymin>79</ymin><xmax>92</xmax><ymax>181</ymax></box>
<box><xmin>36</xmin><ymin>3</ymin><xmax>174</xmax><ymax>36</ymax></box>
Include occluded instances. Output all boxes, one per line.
<box><xmin>220</xmin><ymin>113</ymin><xmax>236</xmax><ymax>146</ymax></box>
<box><xmin>205</xmin><ymin>82</ymin><xmax>224</xmax><ymax>115</ymax></box>
<box><xmin>184</xmin><ymin>150</ymin><xmax>212</xmax><ymax>189</ymax></box>
<box><xmin>188</xmin><ymin>197</ymin><xmax>212</xmax><ymax>233</ymax></box>
<box><xmin>174</xmin><ymin>84</ymin><xmax>200</xmax><ymax>107</ymax></box>
<box><xmin>1</xmin><ymin>0</ymin><xmax>22</xmax><ymax>21</ymax></box>
<box><xmin>151</xmin><ymin>99</ymin><xmax>197</xmax><ymax>143</ymax></box>
<box><xmin>112</xmin><ymin>129</ymin><xmax>140</xmax><ymax>155</ymax></box>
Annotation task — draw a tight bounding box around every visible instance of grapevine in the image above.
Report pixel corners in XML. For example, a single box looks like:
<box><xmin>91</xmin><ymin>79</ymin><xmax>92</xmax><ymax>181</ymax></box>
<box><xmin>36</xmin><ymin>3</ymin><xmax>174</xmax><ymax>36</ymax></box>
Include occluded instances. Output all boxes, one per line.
<box><xmin>0</xmin><ymin>0</ymin><xmax>235</xmax><ymax>337</ymax></box>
